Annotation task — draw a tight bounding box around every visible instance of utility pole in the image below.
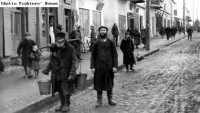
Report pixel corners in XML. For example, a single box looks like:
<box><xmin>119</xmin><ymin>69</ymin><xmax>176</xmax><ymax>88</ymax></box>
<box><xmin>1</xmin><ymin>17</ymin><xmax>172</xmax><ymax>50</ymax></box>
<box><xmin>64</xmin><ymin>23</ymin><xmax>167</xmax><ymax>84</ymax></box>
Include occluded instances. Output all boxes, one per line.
<box><xmin>146</xmin><ymin>0</ymin><xmax>151</xmax><ymax>50</ymax></box>
<box><xmin>183</xmin><ymin>0</ymin><xmax>186</xmax><ymax>35</ymax></box>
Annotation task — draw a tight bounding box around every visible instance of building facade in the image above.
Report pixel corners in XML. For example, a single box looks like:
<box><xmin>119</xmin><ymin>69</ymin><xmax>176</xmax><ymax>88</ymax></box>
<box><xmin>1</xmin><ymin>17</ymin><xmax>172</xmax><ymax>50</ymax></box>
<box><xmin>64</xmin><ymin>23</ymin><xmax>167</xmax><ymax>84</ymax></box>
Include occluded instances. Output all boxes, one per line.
<box><xmin>1</xmin><ymin>8</ymin><xmax>37</xmax><ymax>57</ymax></box>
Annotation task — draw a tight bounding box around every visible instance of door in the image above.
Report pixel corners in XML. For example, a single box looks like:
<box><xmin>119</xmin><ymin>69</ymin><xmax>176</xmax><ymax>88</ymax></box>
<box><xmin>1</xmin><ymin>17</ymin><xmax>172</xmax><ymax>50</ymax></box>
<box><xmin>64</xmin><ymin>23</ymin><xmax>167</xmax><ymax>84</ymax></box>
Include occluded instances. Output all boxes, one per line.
<box><xmin>92</xmin><ymin>10</ymin><xmax>101</xmax><ymax>32</ymax></box>
<box><xmin>140</xmin><ymin>16</ymin><xmax>143</xmax><ymax>31</ymax></box>
<box><xmin>0</xmin><ymin>8</ymin><xmax>3</xmax><ymax>57</ymax></box>
<box><xmin>79</xmin><ymin>8</ymin><xmax>90</xmax><ymax>39</ymax></box>
<box><xmin>11</xmin><ymin>12</ymin><xmax>22</xmax><ymax>55</ymax></box>
<box><xmin>64</xmin><ymin>9</ymin><xmax>73</xmax><ymax>40</ymax></box>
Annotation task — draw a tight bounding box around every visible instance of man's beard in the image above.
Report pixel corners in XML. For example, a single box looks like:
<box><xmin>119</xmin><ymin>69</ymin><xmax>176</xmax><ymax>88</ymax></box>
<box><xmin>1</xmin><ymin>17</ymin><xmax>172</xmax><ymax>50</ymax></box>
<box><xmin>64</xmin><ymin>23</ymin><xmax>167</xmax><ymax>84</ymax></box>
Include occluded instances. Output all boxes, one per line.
<box><xmin>100</xmin><ymin>33</ymin><xmax>107</xmax><ymax>39</ymax></box>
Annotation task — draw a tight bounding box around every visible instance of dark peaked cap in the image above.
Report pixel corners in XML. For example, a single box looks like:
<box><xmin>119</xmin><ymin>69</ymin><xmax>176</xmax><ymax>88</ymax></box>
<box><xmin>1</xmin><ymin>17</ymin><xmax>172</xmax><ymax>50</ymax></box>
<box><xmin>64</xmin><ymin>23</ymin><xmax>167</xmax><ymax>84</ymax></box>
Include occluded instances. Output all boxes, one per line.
<box><xmin>55</xmin><ymin>32</ymin><xmax>65</xmax><ymax>41</ymax></box>
<box><xmin>98</xmin><ymin>26</ymin><xmax>108</xmax><ymax>31</ymax></box>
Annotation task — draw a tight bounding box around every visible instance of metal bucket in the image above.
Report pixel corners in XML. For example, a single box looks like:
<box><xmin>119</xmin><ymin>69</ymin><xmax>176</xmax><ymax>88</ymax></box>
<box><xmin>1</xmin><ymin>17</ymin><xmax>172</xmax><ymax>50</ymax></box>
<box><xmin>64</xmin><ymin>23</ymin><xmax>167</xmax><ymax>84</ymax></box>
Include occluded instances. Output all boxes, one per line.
<box><xmin>37</xmin><ymin>80</ymin><xmax>51</xmax><ymax>95</ymax></box>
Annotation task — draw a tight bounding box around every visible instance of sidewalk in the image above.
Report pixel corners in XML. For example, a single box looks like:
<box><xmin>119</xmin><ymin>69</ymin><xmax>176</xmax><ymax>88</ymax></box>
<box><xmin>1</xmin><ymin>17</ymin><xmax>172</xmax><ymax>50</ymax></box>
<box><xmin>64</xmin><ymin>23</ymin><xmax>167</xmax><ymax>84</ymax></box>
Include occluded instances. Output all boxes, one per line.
<box><xmin>0</xmin><ymin>33</ymin><xmax>184</xmax><ymax>113</ymax></box>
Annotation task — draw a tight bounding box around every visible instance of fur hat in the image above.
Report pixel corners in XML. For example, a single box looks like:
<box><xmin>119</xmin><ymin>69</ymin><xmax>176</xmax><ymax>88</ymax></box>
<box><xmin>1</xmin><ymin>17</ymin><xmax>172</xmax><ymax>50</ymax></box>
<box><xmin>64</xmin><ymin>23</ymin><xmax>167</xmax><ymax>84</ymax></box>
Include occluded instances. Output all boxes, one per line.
<box><xmin>98</xmin><ymin>26</ymin><xmax>108</xmax><ymax>31</ymax></box>
<box><xmin>55</xmin><ymin>32</ymin><xmax>65</xmax><ymax>41</ymax></box>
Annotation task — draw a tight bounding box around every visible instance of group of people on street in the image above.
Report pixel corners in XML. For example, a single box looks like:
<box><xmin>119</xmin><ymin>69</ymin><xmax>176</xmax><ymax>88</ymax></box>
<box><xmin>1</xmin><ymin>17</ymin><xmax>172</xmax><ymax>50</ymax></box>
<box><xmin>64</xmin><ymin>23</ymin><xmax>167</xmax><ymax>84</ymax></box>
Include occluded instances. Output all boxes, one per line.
<box><xmin>41</xmin><ymin>25</ymin><xmax>119</xmax><ymax>112</ymax></box>
<box><xmin>41</xmin><ymin>24</ymin><xmax>138</xmax><ymax>112</ymax></box>
<box><xmin>0</xmin><ymin>21</ymin><xmax>139</xmax><ymax>113</ymax></box>
<box><xmin>160</xmin><ymin>27</ymin><xmax>178</xmax><ymax>40</ymax></box>
<box><xmin>17</xmin><ymin>33</ymin><xmax>41</xmax><ymax>79</ymax></box>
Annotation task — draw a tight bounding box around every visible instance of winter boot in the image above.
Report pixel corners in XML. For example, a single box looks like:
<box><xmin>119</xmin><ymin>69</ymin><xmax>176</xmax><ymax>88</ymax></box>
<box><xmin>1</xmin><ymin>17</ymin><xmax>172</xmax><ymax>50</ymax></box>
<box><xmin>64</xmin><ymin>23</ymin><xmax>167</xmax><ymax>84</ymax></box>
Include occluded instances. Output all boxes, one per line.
<box><xmin>55</xmin><ymin>93</ymin><xmax>65</xmax><ymax>112</ymax></box>
<box><xmin>96</xmin><ymin>91</ymin><xmax>103</xmax><ymax>108</ymax></box>
<box><xmin>62</xmin><ymin>95</ymin><xmax>70</xmax><ymax>112</ymax></box>
<box><xmin>107</xmin><ymin>90</ymin><xmax>116</xmax><ymax>106</ymax></box>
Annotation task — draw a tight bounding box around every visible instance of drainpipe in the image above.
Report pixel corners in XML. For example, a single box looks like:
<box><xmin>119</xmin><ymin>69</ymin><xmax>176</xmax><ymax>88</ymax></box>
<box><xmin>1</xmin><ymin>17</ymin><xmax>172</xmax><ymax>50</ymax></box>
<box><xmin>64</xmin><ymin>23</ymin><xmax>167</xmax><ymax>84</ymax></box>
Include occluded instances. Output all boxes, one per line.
<box><xmin>36</xmin><ymin>8</ymin><xmax>40</xmax><ymax>46</ymax></box>
<box><xmin>2</xmin><ymin>8</ymin><xmax>5</xmax><ymax>57</ymax></box>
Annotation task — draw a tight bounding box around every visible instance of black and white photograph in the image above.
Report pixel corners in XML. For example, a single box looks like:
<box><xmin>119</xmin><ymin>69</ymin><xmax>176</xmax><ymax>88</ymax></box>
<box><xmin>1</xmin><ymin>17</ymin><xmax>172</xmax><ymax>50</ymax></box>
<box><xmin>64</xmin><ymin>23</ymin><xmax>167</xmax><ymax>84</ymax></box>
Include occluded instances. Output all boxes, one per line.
<box><xmin>0</xmin><ymin>0</ymin><xmax>200</xmax><ymax>113</ymax></box>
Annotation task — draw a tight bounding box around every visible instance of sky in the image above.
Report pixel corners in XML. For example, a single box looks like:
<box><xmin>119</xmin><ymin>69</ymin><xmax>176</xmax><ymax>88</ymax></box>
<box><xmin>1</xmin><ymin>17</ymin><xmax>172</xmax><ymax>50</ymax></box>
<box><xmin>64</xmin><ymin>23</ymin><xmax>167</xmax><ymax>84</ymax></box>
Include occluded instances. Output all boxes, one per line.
<box><xmin>175</xmin><ymin>0</ymin><xmax>200</xmax><ymax>22</ymax></box>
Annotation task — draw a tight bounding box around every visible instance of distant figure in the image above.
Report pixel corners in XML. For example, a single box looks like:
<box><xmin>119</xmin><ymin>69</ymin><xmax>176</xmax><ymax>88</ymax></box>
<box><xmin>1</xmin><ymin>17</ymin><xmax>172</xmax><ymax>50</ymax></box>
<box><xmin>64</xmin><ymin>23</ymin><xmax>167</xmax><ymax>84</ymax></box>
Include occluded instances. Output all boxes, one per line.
<box><xmin>165</xmin><ymin>27</ymin><xmax>171</xmax><ymax>40</ymax></box>
<box><xmin>159</xmin><ymin>27</ymin><xmax>166</xmax><ymax>39</ymax></box>
<box><xmin>90</xmin><ymin>26</ymin><xmax>97</xmax><ymax>51</ymax></box>
<box><xmin>69</xmin><ymin>26</ymin><xmax>82</xmax><ymax>60</ymax></box>
<box><xmin>29</xmin><ymin>45</ymin><xmax>41</xmax><ymax>78</ymax></box>
<box><xmin>0</xmin><ymin>57</ymin><xmax>4</xmax><ymax>73</ymax></box>
<box><xmin>133</xmin><ymin>28</ymin><xmax>141</xmax><ymax>49</ymax></box>
<box><xmin>171</xmin><ymin>27</ymin><xmax>177</xmax><ymax>40</ymax></box>
<box><xmin>49</xmin><ymin>23</ymin><xmax>55</xmax><ymax>44</ymax></box>
<box><xmin>187</xmin><ymin>27</ymin><xmax>193</xmax><ymax>41</ymax></box>
<box><xmin>120</xmin><ymin>32</ymin><xmax>136</xmax><ymax>72</ymax></box>
<box><xmin>17</xmin><ymin>33</ymin><xmax>36</xmax><ymax>78</ymax></box>
<box><xmin>111</xmin><ymin>23</ymin><xmax>119</xmax><ymax>46</ymax></box>
<box><xmin>55</xmin><ymin>24</ymin><xmax>63</xmax><ymax>34</ymax></box>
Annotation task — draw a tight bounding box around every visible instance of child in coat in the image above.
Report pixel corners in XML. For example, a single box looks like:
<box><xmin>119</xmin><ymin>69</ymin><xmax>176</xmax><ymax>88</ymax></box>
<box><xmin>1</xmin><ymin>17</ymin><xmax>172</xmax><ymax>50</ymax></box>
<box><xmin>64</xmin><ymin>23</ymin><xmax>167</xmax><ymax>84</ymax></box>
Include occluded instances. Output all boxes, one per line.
<box><xmin>30</xmin><ymin>45</ymin><xmax>41</xmax><ymax>78</ymax></box>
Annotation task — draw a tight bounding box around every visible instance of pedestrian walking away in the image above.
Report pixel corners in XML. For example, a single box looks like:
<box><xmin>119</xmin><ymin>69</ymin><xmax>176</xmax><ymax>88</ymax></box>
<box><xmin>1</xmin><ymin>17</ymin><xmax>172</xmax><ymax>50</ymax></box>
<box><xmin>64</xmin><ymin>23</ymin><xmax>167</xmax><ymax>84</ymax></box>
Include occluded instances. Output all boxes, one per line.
<box><xmin>17</xmin><ymin>33</ymin><xmax>36</xmax><ymax>79</ymax></box>
<box><xmin>42</xmin><ymin>32</ymin><xmax>77</xmax><ymax>112</ymax></box>
<box><xmin>120</xmin><ymin>32</ymin><xmax>136</xmax><ymax>72</ymax></box>
<box><xmin>91</xmin><ymin>26</ymin><xmax>118</xmax><ymax>108</ymax></box>
<box><xmin>187</xmin><ymin>27</ymin><xmax>193</xmax><ymax>41</ymax></box>
<box><xmin>0</xmin><ymin>57</ymin><xmax>4</xmax><ymax>73</ymax></box>
<box><xmin>29</xmin><ymin>44</ymin><xmax>41</xmax><ymax>78</ymax></box>
<box><xmin>165</xmin><ymin>27</ymin><xmax>171</xmax><ymax>40</ymax></box>
<box><xmin>111</xmin><ymin>23</ymin><xmax>119</xmax><ymax>46</ymax></box>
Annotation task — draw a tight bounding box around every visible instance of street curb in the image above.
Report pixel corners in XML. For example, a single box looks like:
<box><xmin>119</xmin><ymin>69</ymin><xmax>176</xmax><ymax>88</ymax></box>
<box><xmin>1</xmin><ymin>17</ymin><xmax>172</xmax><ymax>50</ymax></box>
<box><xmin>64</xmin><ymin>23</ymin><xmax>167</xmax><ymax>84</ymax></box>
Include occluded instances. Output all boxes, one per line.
<box><xmin>15</xmin><ymin>65</ymin><xmax>125</xmax><ymax>113</ymax></box>
<box><xmin>14</xmin><ymin>36</ymin><xmax>184</xmax><ymax>113</ymax></box>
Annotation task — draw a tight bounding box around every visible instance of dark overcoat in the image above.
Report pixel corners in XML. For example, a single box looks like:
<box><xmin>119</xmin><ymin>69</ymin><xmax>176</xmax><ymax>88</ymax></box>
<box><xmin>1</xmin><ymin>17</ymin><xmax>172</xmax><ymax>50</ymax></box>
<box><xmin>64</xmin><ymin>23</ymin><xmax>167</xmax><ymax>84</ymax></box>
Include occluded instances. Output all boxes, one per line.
<box><xmin>17</xmin><ymin>39</ymin><xmax>36</xmax><ymax>67</ymax></box>
<box><xmin>120</xmin><ymin>38</ymin><xmax>136</xmax><ymax>65</ymax></box>
<box><xmin>90</xmin><ymin>38</ymin><xmax>118</xmax><ymax>91</ymax></box>
<box><xmin>0</xmin><ymin>57</ymin><xmax>4</xmax><ymax>72</ymax></box>
<box><xmin>30</xmin><ymin>50</ymin><xmax>41</xmax><ymax>71</ymax></box>
<box><xmin>111</xmin><ymin>25</ymin><xmax>119</xmax><ymax>37</ymax></box>
<box><xmin>69</xmin><ymin>30</ymin><xmax>82</xmax><ymax>59</ymax></box>
<box><xmin>46</xmin><ymin>42</ymin><xmax>77</xmax><ymax>95</ymax></box>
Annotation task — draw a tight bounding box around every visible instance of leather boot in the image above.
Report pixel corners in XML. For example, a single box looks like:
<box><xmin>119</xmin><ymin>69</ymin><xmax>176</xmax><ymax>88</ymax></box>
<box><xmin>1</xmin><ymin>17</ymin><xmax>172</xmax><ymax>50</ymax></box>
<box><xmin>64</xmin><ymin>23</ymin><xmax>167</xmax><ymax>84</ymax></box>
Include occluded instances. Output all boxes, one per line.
<box><xmin>55</xmin><ymin>93</ymin><xmax>65</xmax><ymax>112</ymax></box>
<box><xmin>96</xmin><ymin>91</ymin><xmax>103</xmax><ymax>108</ymax></box>
<box><xmin>62</xmin><ymin>95</ymin><xmax>70</xmax><ymax>112</ymax></box>
<box><xmin>107</xmin><ymin>90</ymin><xmax>116</xmax><ymax>106</ymax></box>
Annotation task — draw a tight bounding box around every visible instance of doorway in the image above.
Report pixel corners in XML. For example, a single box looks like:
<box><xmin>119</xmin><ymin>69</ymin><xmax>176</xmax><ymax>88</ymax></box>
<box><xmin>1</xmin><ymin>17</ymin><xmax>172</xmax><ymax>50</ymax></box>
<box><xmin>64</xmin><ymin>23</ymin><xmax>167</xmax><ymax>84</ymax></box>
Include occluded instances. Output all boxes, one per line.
<box><xmin>11</xmin><ymin>11</ymin><xmax>22</xmax><ymax>55</ymax></box>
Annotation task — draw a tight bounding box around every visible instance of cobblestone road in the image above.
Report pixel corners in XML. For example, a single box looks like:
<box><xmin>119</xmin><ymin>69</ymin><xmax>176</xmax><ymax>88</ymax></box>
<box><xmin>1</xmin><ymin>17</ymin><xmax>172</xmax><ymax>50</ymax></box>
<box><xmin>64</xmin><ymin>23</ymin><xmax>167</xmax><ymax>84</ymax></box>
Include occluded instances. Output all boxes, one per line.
<box><xmin>37</xmin><ymin>33</ymin><xmax>200</xmax><ymax>113</ymax></box>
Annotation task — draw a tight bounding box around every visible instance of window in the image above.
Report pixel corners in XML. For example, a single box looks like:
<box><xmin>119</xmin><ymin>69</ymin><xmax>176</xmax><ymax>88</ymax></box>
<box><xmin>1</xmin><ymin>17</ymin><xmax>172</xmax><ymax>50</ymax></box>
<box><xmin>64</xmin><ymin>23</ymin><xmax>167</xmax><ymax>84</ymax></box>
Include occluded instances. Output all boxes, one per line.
<box><xmin>24</xmin><ymin>8</ymin><xmax>29</xmax><ymax>32</ymax></box>
<box><xmin>64</xmin><ymin>0</ymin><xmax>71</xmax><ymax>4</ymax></box>
<box><xmin>11</xmin><ymin>14</ymin><xmax>13</xmax><ymax>33</ymax></box>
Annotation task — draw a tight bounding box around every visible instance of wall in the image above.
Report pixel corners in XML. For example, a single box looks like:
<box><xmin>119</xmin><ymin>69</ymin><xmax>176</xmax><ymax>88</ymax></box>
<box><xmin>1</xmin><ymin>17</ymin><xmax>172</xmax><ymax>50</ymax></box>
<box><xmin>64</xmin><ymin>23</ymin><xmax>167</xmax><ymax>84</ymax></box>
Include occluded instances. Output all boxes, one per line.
<box><xmin>3</xmin><ymin>8</ymin><xmax>37</xmax><ymax>56</ymax></box>
<box><xmin>103</xmin><ymin>0</ymin><xmax>129</xmax><ymax>39</ymax></box>
<box><xmin>0</xmin><ymin>8</ymin><xmax>3</xmax><ymax>57</ymax></box>
<box><xmin>3</xmin><ymin>8</ymin><xmax>14</xmax><ymax>56</ymax></box>
<box><xmin>150</xmin><ymin>9</ymin><xmax>157</xmax><ymax>37</ymax></box>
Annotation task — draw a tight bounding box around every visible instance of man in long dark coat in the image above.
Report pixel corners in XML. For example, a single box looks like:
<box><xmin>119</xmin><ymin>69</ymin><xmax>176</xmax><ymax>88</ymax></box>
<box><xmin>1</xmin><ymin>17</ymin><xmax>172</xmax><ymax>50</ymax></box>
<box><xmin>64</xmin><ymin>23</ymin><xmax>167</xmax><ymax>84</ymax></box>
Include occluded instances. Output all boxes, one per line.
<box><xmin>17</xmin><ymin>33</ymin><xmax>36</xmax><ymax>78</ymax></box>
<box><xmin>165</xmin><ymin>27</ymin><xmax>171</xmax><ymax>40</ymax></box>
<box><xmin>91</xmin><ymin>26</ymin><xmax>118</xmax><ymax>107</ymax></box>
<box><xmin>0</xmin><ymin>57</ymin><xmax>4</xmax><ymax>73</ymax></box>
<box><xmin>187</xmin><ymin>27</ymin><xmax>193</xmax><ymax>41</ymax></box>
<box><xmin>43</xmin><ymin>32</ymin><xmax>77</xmax><ymax>112</ymax></box>
<box><xmin>111</xmin><ymin>23</ymin><xmax>119</xmax><ymax>46</ymax></box>
<box><xmin>120</xmin><ymin>32</ymin><xmax>136</xmax><ymax>72</ymax></box>
<box><xmin>69</xmin><ymin>26</ymin><xmax>82</xmax><ymax>60</ymax></box>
